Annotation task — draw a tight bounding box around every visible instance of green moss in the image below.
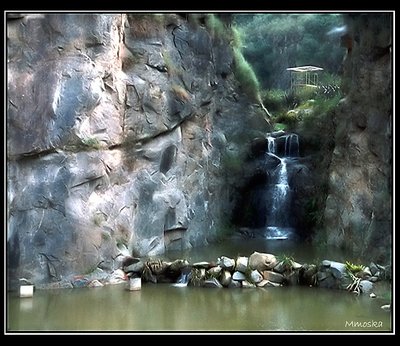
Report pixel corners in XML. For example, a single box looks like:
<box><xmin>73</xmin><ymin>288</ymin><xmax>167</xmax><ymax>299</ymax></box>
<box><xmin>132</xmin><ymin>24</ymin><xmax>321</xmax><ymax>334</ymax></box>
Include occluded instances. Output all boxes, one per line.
<box><xmin>82</xmin><ymin>137</ymin><xmax>101</xmax><ymax>150</ymax></box>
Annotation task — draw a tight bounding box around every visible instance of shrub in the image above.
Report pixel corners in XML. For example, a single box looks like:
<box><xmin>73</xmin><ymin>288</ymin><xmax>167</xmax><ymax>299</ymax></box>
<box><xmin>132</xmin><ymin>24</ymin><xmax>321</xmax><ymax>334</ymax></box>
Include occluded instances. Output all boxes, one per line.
<box><xmin>294</xmin><ymin>85</ymin><xmax>318</xmax><ymax>103</ymax></box>
<box><xmin>261</xmin><ymin>88</ymin><xmax>287</xmax><ymax>111</ymax></box>
<box><xmin>345</xmin><ymin>261</ymin><xmax>365</xmax><ymax>274</ymax></box>
<box><xmin>274</xmin><ymin>110</ymin><xmax>299</xmax><ymax>128</ymax></box>
<box><xmin>82</xmin><ymin>137</ymin><xmax>101</xmax><ymax>150</ymax></box>
<box><xmin>276</xmin><ymin>254</ymin><xmax>295</xmax><ymax>272</ymax></box>
<box><xmin>312</xmin><ymin>94</ymin><xmax>341</xmax><ymax>115</ymax></box>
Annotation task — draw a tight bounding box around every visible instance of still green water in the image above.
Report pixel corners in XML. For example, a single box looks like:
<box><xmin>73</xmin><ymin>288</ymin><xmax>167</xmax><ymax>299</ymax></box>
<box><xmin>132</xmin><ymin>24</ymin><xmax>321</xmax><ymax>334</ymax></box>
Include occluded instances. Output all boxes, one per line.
<box><xmin>7</xmin><ymin>239</ymin><xmax>392</xmax><ymax>332</ymax></box>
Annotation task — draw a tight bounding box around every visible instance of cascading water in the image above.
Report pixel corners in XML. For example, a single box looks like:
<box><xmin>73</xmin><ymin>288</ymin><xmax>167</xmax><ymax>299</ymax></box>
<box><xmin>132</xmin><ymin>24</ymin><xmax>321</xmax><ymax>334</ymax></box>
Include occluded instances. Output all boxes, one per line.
<box><xmin>172</xmin><ymin>270</ymin><xmax>191</xmax><ymax>287</ymax></box>
<box><xmin>264</xmin><ymin>133</ymin><xmax>299</xmax><ymax>240</ymax></box>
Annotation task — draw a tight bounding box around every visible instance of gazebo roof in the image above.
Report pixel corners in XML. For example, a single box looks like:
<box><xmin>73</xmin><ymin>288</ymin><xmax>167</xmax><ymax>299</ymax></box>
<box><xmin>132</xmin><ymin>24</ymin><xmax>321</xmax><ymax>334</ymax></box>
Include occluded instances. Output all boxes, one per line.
<box><xmin>286</xmin><ymin>65</ymin><xmax>324</xmax><ymax>72</ymax></box>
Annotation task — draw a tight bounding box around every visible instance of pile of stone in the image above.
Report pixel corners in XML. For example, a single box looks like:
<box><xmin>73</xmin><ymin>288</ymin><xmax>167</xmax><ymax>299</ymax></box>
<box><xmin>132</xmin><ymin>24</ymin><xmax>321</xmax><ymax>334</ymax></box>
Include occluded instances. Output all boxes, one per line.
<box><xmin>120</xmin><ymin>251</ymin><xmax>390</xmax><ymax>295</ymax></box>
<box><xmin>37</xmin><ymin>251</ymin><xmax>390</xmax><ymax>296</ymax></box>
<box><xmin>314</xmin><ymin>260</ymin><xmax>390</xmax><ymax>295</ymax></box>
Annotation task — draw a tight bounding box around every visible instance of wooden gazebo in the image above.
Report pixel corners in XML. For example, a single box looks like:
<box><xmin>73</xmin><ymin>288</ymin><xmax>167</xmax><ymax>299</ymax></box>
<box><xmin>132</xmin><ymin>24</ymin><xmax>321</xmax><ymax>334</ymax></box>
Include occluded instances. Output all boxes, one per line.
<box><xmin>286</xmin><ymin>65</ymin><xmax>323</xmax><ymax>92</ymax></box>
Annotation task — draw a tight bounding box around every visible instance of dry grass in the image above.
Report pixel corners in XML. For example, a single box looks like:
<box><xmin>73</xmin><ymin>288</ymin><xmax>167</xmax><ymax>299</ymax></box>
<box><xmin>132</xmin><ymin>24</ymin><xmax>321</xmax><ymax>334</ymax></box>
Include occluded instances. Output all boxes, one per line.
<box><xmin>171</xmin><ymin>84</ymin><xmax>191</xmax><ymax>102</ymax></box>
<box><xmin>128</xmin><ymin>14</ymin><xmax>165</xmax><ymax>39</ymax></box>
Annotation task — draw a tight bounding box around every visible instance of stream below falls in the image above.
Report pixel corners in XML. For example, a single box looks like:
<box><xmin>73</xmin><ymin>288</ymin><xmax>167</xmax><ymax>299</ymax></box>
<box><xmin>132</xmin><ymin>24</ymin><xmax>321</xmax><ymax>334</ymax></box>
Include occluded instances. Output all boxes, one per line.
<box><xmin>7</xmin><ymin>239</ymin><xmax>392</xmax><ymax>332</ymax></box>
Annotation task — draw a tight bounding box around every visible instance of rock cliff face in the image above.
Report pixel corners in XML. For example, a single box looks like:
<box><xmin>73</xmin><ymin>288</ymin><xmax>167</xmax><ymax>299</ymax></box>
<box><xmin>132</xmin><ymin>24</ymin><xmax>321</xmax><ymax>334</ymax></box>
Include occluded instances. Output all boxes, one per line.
<box><xmin>7</xmin><ymin>13</ymin><xmax>267</xmax><ymax>287</ymax></box>
<box><xmin>321</xmin><ymin>14</ymin><xmax>392</xmax><ymax>262</ymax></box>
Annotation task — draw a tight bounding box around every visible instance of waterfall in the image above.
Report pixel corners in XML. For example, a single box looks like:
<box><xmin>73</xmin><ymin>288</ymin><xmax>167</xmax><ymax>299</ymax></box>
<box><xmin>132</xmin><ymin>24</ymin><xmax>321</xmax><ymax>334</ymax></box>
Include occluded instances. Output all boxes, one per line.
<box><xmin>172</xmin><ymin>271</ymin><xmax>191</xmax><ymax>287</ymax></box>
<box><xmin>264</xmin><ymin>133</ymin><xmax>299</xmax><ymax>240</ymax></box>
<box><xmin>267</xmin><ymin>136</ymin><xmax>276</xmax><ymax>154</ymax></box>
<box><xmin>285</xmin><ymin>134</ymin><xmax>299</xmax><ymax>157</ymax></box>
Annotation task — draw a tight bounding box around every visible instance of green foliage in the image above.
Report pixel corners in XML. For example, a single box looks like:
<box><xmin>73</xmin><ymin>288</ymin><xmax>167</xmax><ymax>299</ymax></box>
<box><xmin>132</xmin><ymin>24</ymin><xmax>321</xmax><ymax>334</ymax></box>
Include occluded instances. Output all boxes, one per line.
<box><xmin>261</xmin><ymin>88</ymin><xmax>287</xmax><ymax>111</ymax></box>
<box><xmin>274</xmin><ymin>110</ymin><xmax>300</xmax><ymax>129</ymax></box>
<box><xmin>319</xmin><ymin>71</ymin><xmax>342</xmax><ymax>86</ymax></box>
<box><xmin>233</xmin><ymin>47</ymin><xmax>260</xmax><ymax>101</ymax></box>
<box><xmin>205</xmin><ymin>15</ymin><xmax>261</xmax><ymax>105</ymax></box>
<box><xmin>234</xmin><ymin>13</ymin><xmax>346</xmax><ymax>89</ymax></box>
<box><xmin>345</xmin><ymin>261</ymin><xmax>365</xmax><ymax>274</ymax></box>
<box><xmin>312</xmin><ymin>93</ymin><xmax>341</xmax><ymax>114</ymax></box>
<box><xmin>276</xmin><ymin>253</ymin><xmax>295</xmax><ymax>271</ymax></box>
<box><xmin>261</xmin><ymin>72</ymin><xmax>341</xmax><ymax>134</ymax></box>
<box><xmin>82</xmin><ymin>137</ymin><xmax>101</xmax><ymax>150</ymax></box>
<box><xmin>294</xmin><ymin>86</ymin><xmax>318</xmax><ymax>102</ymax></box>
<box><xmin>295</xmin><ymin>93</ymin><xmax>340</xmax><ymax>148</ymax></box>
<box><xmin>273</xmin><ymin>122</ymin><xmax>287</xmax><ymax>131</ymax></box>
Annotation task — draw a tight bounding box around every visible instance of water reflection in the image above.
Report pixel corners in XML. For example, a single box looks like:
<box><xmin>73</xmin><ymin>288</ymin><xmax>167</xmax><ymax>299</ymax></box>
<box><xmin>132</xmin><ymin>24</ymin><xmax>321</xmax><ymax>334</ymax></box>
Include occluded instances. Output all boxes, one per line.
<box><xmin>163</xmin><ymin>238</ymin><xmax>362</xmax><ymax>264</ymax></box>
<box><xmin>7</xmin><ymin>241</ymin><xmax>391</xmax><ymax>332</ymax></box>
<box><xmin>7</xmin><ymin>283</ymin><xmax>391</xmax><ymax>332</ymax></box>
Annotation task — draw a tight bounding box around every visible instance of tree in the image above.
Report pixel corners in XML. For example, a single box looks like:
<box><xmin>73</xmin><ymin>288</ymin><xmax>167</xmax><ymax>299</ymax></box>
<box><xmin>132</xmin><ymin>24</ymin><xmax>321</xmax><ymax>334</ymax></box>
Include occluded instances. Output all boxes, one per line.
<box><xmin>234</xmin><ymin>14</ymin><xmax>346</xmax><ymax>90</ymax></box>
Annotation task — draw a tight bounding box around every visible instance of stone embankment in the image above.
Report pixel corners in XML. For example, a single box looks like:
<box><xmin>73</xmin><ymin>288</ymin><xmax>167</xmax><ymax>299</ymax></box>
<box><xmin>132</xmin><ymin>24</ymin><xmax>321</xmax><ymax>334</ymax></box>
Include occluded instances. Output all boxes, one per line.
<box><xmin>31</xmin><ymin>251</ymin><xmax>390</xmax><ymax>299</ymax></box>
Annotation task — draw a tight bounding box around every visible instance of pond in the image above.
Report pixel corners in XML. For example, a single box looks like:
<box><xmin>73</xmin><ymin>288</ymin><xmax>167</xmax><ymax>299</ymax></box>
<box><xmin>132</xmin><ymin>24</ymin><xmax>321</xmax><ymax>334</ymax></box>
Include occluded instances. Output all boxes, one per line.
<box><xmin>7</xmin><ymin>238</ymin><xmax>392</xmax><ymax>333</ymax></box>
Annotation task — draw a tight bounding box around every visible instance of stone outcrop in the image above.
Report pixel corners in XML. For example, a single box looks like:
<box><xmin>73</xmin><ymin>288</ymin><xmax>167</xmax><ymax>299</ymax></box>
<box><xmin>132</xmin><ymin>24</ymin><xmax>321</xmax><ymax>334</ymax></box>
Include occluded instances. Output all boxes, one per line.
<box><xmin>7</xmin><ymin>13</ymin><xmax>268</xmax><ymax>288</ymax></box>
<box><xmin>321</xmin><ymin>14</ymin><xmax>392</xmax><ymax>262</ymax></box>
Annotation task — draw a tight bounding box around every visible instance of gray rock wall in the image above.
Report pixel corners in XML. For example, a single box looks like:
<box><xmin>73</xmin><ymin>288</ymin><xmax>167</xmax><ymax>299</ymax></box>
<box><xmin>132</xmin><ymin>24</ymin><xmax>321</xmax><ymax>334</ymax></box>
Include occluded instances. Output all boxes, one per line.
<box><xmin>7</xmin><ymin>13</ymin><xmax>268</xmax><ymax>287</ymax></box>
<box><xmin>321</xmin><ymin>14</ymin><xmax>392</xmax><ymax>262</ymax></box>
